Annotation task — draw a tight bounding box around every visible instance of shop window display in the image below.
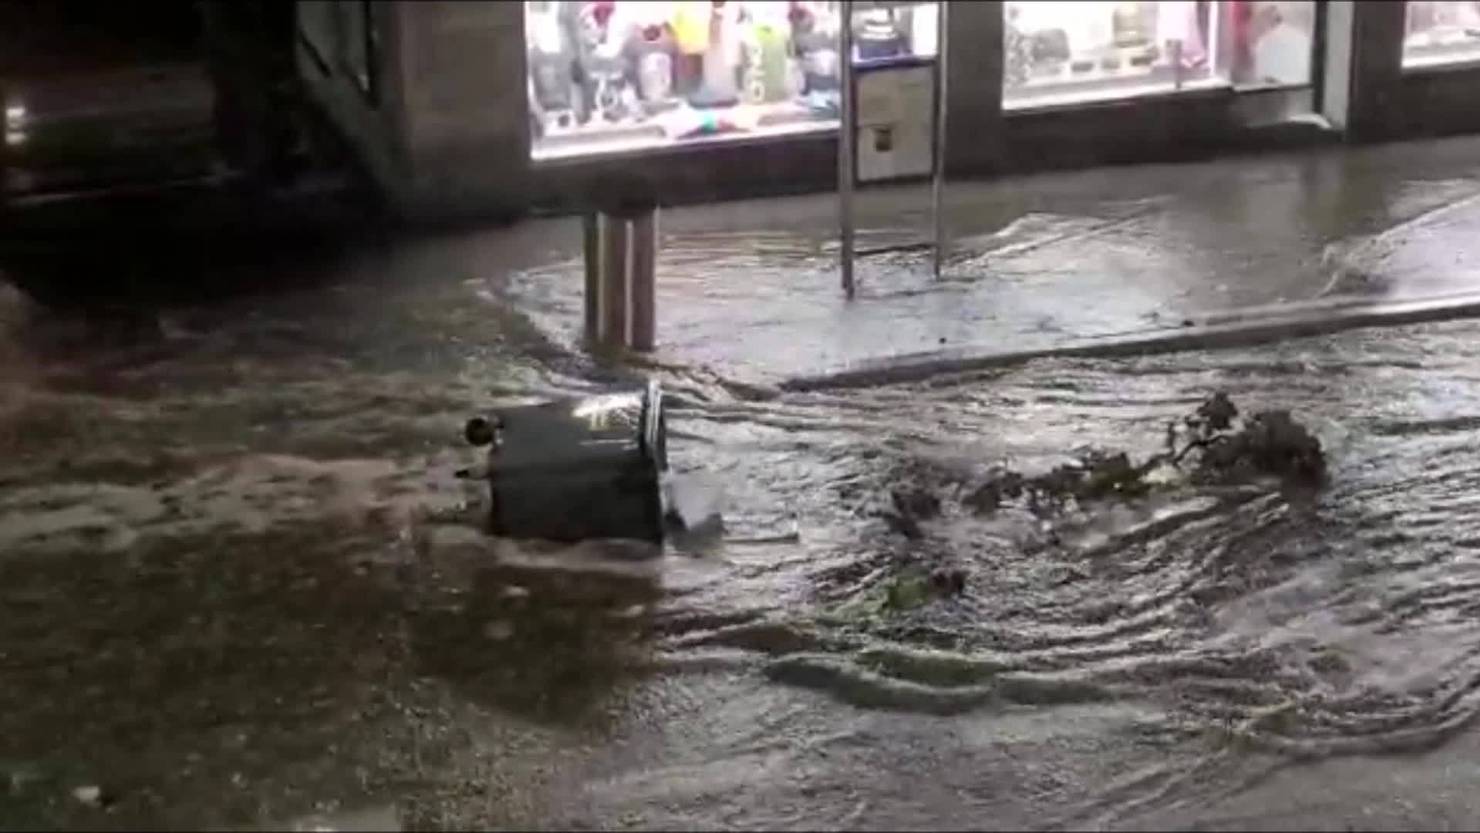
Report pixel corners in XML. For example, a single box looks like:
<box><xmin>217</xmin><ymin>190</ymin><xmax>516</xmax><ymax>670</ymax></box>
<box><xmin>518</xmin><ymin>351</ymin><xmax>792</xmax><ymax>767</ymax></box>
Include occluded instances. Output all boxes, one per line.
<box><xmin>525</xmin><ymin>1</ymin><xmax>938</xmax><ymax>160</ymax></box>
<box><xmin>1229</xmin><ymin>1</ymin><xmax>1313</xmax><ymax>88</ymax></box>
<box><xmin>1403</xmin><ymin>1</ymin><xmax>1480</xmax><ymax>68</ymax></box>
<box><xmin>1004</xmin><ymin>1</ymin><xmax>1217</xmax><ymax>108</ymax></box>
<box><xmin>1003</xmin><ymin>1</ymin><xmax>1315</xmax><ymax>108</ymax></box>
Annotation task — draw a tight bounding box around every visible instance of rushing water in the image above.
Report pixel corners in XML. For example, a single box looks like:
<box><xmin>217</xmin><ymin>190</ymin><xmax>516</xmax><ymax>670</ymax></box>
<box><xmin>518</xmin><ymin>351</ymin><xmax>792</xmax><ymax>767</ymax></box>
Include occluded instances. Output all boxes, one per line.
<box><xmin>7</xmin><ymin>157</ymin><xmax>1480</xmax><ymax>829</ymax></box>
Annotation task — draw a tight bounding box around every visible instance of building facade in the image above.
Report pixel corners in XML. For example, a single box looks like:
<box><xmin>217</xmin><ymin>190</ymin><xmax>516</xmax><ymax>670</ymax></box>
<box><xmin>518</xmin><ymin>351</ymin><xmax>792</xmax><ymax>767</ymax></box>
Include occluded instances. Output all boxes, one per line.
<box><xmin>295</xmin><ymin>1</ymin><xmax>1480</xmax><ymax>223</ymax></box>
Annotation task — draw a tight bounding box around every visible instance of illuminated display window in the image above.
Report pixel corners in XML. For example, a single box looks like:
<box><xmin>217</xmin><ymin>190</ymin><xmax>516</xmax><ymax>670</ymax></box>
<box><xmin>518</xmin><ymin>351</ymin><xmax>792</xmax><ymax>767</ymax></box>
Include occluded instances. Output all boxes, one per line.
<box><xmin>1403</xmin><ymin>1</ymin><xmax>1480</xmax><ymax>69</ymax></box>
<box><xmin>525</xmin><ymin>1</ymin><xmax>938</xmax><ymax>161</ymax></box>
<box><xmin>1003</xmin><ymin>1</ymin><xmax>1314</xmax><ymax>109</ymax></box>
<box><xmin>1230</xmin><ymin>2</ymin><xmax>1314</xmax><ymax>88</ymax></box>
<box><xmin>1004</xmin><ymin>1</ymin><xmax>1218</xmax><ymax>108</ymax></box>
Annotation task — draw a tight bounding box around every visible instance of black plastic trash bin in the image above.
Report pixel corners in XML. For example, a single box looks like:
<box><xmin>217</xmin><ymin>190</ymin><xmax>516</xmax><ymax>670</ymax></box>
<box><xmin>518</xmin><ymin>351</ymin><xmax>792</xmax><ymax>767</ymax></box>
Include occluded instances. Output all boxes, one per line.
<box><xmin>465</xmin><ymin>380</ymin><xmax>668</xmax><ymax>544</ymax></box>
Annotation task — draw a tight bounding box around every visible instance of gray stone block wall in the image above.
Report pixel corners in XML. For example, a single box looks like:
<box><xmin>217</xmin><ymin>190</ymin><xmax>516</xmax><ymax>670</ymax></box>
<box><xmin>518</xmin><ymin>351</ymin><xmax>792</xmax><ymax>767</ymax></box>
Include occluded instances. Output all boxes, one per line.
<box><xmin>296</xmin><ymin>1</ymin><xmax>416</xmax><ymax>212</ymax></box>
<box><xmin>396</xmin><ymin>1</ymin><xmax>529</xmax><ymax>220</ymax></box>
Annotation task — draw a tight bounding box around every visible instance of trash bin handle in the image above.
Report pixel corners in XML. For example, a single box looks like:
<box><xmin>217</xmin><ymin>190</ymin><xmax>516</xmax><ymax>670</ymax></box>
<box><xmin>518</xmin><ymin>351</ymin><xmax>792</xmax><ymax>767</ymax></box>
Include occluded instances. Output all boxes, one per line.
<box><xmin>639</xmin><ymin>379</ymin><xmax>664</xmax><ymax>468</ymax></box>
<box><xmin>464</xmin><ymin>415</ymin><xmax>504</xmax><ymax>448</ymax></box>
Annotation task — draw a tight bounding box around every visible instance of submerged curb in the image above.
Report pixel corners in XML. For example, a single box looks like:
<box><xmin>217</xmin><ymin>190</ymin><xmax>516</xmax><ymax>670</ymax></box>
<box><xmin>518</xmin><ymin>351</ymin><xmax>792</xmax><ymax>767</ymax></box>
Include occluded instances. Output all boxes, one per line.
<box><xmin>780</xmin><ymin>290</ymin><xmax>1480</xmax><ymax>392</ymax></box>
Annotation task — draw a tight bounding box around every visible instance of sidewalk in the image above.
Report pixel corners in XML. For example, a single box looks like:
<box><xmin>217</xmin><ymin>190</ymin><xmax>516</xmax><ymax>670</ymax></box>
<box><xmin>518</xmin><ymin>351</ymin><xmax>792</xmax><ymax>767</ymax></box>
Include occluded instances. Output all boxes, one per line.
<box><xmin>506</xmin><ymin>134</ymin><xmax>1480</xmax><ymax>387</ymax></box>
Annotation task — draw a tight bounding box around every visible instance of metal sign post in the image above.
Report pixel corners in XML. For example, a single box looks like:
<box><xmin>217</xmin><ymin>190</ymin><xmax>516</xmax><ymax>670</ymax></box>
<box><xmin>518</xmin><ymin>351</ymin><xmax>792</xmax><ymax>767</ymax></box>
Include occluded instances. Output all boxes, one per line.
<box><xmin>838</xmin><ymin>0</ymin><xmax>949</xmax><ymax>299</ymax></box>
<box><xmin>931</xmin><ymin>0</ymin><xmax>949</xmax><ymax>279</ymax></box>
<box><xmin>839</xmin><ymin>7</ymin><xmax>856</xmax><ymax>298</ymax></box>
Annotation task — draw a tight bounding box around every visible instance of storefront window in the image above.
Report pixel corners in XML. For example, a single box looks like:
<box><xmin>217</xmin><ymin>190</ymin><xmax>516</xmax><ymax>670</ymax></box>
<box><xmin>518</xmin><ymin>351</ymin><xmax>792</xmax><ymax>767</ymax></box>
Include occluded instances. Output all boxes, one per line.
<box><xmin>1003</xmin><ymin>1</ymin><xmax>1315</xmax><ymax>109</ymax></box>
<box><xmin>1229</xmin><ymin>1</ymin><xmax>1314</xmax><ymax>88</ymax></box>
<box><xmin>1403</xmin><ymin>1</ymin><xmax>1480</xmax><ymax>68</ymax></box>
<box><xmin>525</xmin><ymin>1</ymin><xmax>938</xmax><ymax>161</ymax></box>
<box><xmin>1004</xmin><ymin>1</ymin><xmax>1218</xmax><ymax>108</ymax></box>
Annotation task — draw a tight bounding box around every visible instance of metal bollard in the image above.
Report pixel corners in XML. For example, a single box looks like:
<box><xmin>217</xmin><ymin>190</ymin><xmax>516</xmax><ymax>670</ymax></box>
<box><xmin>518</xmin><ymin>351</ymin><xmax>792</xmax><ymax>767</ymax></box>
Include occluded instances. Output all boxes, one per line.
<box><xmin>629</xmin><ymin>209</ymin><xmax>657</xmax><ymax>351</ymax></box>
<box><xmin>601</xmin><ymin>210</ymin><xmax>631</xmax><ymax>347</ymax></box>
<box><xmin>584</xmin><ymin>204</ymin><xmax>658</xmax><ymax>351</ymax></box>
<box><xmin>583</xmin><ymin>213</ymin><xmax>601</xmax><ymax>338</ymax></box>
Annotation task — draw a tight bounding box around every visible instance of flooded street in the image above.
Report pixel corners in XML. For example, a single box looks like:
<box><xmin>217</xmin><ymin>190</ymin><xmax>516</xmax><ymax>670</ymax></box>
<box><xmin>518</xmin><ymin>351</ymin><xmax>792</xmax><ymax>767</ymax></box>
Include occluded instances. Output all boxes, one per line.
<box><xmin>9</xmin><ymin>143</ymin><xmax>1480</xmax><ymax>830</ymax></box>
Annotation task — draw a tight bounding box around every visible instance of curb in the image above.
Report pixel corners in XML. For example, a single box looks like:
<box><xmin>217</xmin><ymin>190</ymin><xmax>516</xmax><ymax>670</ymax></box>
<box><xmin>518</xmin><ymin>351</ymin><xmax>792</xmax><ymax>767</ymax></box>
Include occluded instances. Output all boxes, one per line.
<box><xmin>780</xmin><ymin>290</ymin><xmax>1480</xmax><ymax>392</ymax></box>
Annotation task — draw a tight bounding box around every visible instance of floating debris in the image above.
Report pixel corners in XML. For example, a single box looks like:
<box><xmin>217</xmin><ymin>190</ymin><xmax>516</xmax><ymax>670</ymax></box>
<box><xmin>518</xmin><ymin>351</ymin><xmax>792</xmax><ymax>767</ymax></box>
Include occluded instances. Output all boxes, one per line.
<box><xmin>961</xmin><ymin>391</ymin><xmax>1326</xmax><ymax>521</ymax></box>
<box><xmin>875</xmin><ymin>391</ymin><xmax>1326</xmax><ymax>534</ymax></box>
<box><xmin>71</xmin><ymin>784</ymin><xmax>108</xmax><ymax>807</ymax></box>
<box><xmin>890</xmin><ymin>488</ymin><xmax>941</xmax><ymax>522</ymax></box>
<box><xmin>884</xmin><ymin>571</ymin><xmax>932</xmax><ymax>612</ymax></box>
<box><xmin>839</xmin><ymin>392</ymin><xmax>1328</xmax><ymax>618</ymax></box>
<box><xmin>1192</xmin><ymin>408</ymin><xmax>1327</xmax><ymax>486</ymax></box>
<box><xmin>928</xmin><ymin>566</ymin><xmax>967</xmax><ymax>597</ymax></box>
<box><xmin>482</xmin><ymin>620</ymin><xmax>515</xmax><ymax>641</ymax></box>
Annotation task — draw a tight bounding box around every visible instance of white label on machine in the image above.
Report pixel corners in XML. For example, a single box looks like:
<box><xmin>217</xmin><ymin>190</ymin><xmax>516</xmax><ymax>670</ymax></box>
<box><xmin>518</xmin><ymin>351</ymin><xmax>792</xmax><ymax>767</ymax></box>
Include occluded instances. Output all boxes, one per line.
<box><xmin>855</xmin><ymin>64</ymin><xmax>934</xmax><ymax>183</ymax></box>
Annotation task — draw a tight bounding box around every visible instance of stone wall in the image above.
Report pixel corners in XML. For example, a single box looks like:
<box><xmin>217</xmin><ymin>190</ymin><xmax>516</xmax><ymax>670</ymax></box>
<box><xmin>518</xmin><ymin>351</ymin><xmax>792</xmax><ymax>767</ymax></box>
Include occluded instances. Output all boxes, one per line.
<box><xmin>295</xmin><ymin>1</ymin><xmax>416</xmax><ymax>213</ymax></box>
<box><xmin>394</xmin><ymin>1</ymin><xmax>529</xmax><ymax>221</ymax></box>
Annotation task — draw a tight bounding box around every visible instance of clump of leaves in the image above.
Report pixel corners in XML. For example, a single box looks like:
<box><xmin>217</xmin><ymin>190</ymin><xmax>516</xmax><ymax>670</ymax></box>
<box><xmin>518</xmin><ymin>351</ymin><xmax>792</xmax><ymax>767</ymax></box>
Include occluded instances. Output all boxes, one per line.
<box><xmin>872</xmin><ymin>392</ymin><xmax>1326</xmax><ymax>552</ymax></box>
<box><xmin>957</xmin><ymin>392</ymin><xmax>1326</xmax><ymax>521</ymax></box>
<box><xmin>962</xmin><ymin>470</ymin><xmax>1025</xmax><ymax>514</ymax></box>
<box><xmin>878</xmin><ymin>487</ymin><xmax>941</xmax><ymax>539</ymax></box>
<box><xmin>883</xmin><ymin>565</ymin><xmax>967</xmax><ymax>612</ymax></box>
<box><xmin>823</xmin><ymin>564</ymin><xmax>967</xmax><ymax>623</ymax></box>
<box><xmin>883</xmin><ymin>570</ymin><xmax>932</xmax><ymax>612</ymax></box>
<box><xmin>962</xmin><ymin>448</ymin><xmax>1157</xmax><ymax>520</ymax></box>
<box><xmin>1167</xmin><ymin>392</ymin><xmax>1327</xmax><ymax>487</ymax></box>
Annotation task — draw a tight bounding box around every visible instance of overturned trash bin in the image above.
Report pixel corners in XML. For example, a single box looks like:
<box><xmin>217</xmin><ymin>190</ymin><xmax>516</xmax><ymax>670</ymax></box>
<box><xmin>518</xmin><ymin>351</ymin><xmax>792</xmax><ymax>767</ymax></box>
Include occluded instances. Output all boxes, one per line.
<box><xmin>464</xmin><ymin>380</ymin><xmax>668</xmax><ymax>544</ymax></box>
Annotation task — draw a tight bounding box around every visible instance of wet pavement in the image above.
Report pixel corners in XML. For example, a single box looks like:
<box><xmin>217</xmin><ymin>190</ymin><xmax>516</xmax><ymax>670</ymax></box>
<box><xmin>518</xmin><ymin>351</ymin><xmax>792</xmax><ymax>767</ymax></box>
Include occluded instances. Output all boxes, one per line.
<box><xmin>510</xmin><ymin>134</ymin><xmax>1480</xmax><ymax>387</ymax></box>
<box><xmin>7</xmin><ymin>135</ymin><xmax>1480</xmax><ymax>830</ymax></box>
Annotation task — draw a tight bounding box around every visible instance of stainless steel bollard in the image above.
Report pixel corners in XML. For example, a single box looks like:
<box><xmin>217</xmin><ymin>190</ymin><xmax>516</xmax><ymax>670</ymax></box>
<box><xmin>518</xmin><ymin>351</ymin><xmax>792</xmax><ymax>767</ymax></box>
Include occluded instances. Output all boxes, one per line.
<box><xmin>584</xmin><ymin>205</ymin><xmax>658</xmax><ymax>351</ymax></box>
<box><xmin>629</xmin><ymin>209</ymin><xmax>657</xmax><ymax>351</ymax></box>
<box><xmin>599</xmin><ymin>211</ymin><xmax>630</xmax><ymax>345</ymax></box>
<box><xmin>583</xmin><ymin>213</ymin><xmax>601</xmax><ymax>339</ymax></box>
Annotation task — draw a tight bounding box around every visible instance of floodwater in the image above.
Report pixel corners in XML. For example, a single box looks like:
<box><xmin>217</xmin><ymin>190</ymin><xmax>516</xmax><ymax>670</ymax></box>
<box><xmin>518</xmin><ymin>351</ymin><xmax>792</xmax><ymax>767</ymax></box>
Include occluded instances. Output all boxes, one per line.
<box><xmin>508</xmin><ymin>136</ymin><xmax>1480</xmax><ymax>382</ymax></box>
<box><xmin>8</xmin><ymin>158</ymin><xmax>1480</xmax><ymax>831</ymax></box>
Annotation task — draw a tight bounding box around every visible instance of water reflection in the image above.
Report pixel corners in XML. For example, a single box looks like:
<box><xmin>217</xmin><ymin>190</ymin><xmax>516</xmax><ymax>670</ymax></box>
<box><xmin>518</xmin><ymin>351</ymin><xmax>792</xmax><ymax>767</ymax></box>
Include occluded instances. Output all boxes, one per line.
<box><xmin>406</xmin><ymin>549</ymin><xmax>662</xmax><ymax>726</ymax></box>
<box><xmin>282</xmin><ymin>804</ymin><xmax>401</xmax><ymax>832</ymax></box>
